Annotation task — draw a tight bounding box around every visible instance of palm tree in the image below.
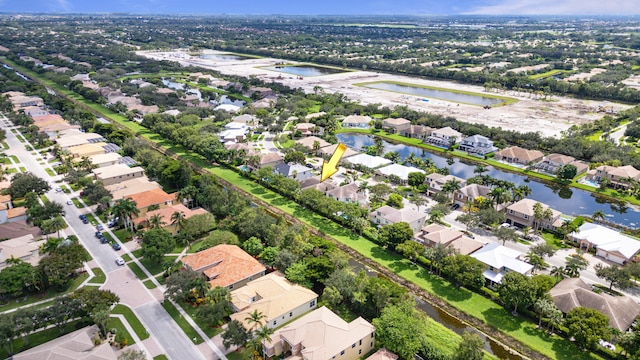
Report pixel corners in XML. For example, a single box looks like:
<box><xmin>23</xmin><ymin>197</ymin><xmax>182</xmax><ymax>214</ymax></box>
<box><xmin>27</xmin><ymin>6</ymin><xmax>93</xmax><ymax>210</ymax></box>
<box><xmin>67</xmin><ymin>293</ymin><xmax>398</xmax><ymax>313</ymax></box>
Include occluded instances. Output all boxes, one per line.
<box><xmin>473</xmin><ymin>164</ymin><xmax>488</xmax><ymax>175</ymax></box>
<box><xmin>442</xmin><ymin>179</ymin><xmax>462</xmax><ymax>204</ymax></box>
<box><xmin>191</xmin><ymin>276</ymin><xmax>211</xmax><ymax>301</ymax></box>
<box><xmin>49</xmin><ymin>216</ymin><xmax>67</xmax><ymax>239</ymax></box>
<box><xmin>550</xmin><ymin>266</ymin><xmax>566</xmax><ymax>281</ymax></box>
<box><xmin>489</xmin><ymin>187</ymin><xmax>510</xmax><ymax>210</ymax></box>
<box><xmin>511</xmin><ymin>185</ymin><xmax>532</xmax><ymax>202</ymax></box>
<box><xmin>111</xmin><ymin>198</ymin><xmax>140</xmax><ymax>233</ymax></box>
<box><xmin>592</xmin><ymin>209</ymin><xmax>606</xmax><ymax>223</ymax></box>
<box><xmin>177</xmin><ymin>185</ymin><xmax>199</xmax><ymax>208</ymax></box>
<box><xmin>148</xmin><ymin>214</ymin><xmax>166</xmax><ymax>229</ymax></box>
<box><xmin>532</xmin><ymin>202</ymin><xmax>544</xmax><ymax>233</ymax></box>
<box><xmin>171</xmin><ymin>211</ymin><xmax>186</xmax><ymax>234</ymax></box>
<box><xmin>428</xmin><ymin>209</ymin><xmax>444</xmax><ymax>224</ymax></box>
<box><xmin>253</xmin><ymin>326</ymin><xmax>275</xmax><ymax>359</ymax></box>
<box><xmin>245</xmin><ymin>310</ymin><xmax>266</xmax><ymax>332</ymax></box>
<box><xmin>357</xmin><ymin>181</ymin><xmax>369</xmax><ymax>195</ymax></box>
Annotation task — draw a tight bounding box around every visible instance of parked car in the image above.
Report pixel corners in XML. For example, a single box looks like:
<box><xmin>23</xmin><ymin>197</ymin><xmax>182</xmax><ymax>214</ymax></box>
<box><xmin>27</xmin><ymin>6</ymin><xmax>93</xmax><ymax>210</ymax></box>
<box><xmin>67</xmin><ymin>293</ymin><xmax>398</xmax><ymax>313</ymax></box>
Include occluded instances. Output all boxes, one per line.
<box><xmin>79</xmin><ymin>214</ymin><xmax>86</xmax><ymax>220</ymax></box>
<box><xmin>95</xmin><ymin>231</ymin><xmax>103</xmax><ymax>238</ymax></box>
<box><xmin>115</xmin><ymin>257</ymin><xmax>125</xmax><ymax>266</ymax></box>
<box><xmin>500</xmin><ymin>222</ymin><xmax>511</xmax><ymax>228</ymax></box>
<box><xmin>55</xmin><ymin>187</ymin><xmax>62</xmax><ymax>192</ymax></box>
<box><xmin>100</xmin><ymin>236</ymin><xmax>108</xmax><ymax>244</ymax></box>
<box><xmin>450</xmin><ymin>203</ymin><xmax>460</xmax><ymax>210</ymax></box>
<box><xmin>112</xmin><ymin>242</ymin><xmax>121</xmax><ymax>251</ymax></box>
<box><xmin>96</xmin><ymin>224</ymin><xmax>104</xmax><ymax>231</ymax></box>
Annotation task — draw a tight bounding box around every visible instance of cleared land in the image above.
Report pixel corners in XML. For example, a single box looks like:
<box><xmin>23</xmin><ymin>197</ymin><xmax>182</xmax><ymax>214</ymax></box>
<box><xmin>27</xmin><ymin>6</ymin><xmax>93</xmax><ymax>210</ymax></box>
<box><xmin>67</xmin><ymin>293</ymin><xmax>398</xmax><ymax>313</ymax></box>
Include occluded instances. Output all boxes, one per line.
<box><xmin>139</xmin><ymin>50</ymin><xmax>631</xmax><ymax>137</ymax></box>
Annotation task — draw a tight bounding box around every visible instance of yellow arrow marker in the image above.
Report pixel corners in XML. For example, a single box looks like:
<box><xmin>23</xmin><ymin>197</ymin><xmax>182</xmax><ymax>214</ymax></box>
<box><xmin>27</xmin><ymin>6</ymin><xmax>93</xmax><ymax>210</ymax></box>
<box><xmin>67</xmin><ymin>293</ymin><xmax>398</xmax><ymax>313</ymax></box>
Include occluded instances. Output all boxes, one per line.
<box><xmin>321</xmin><ymin>143</ymin><xmax>347</xmax><ymax>182</ymax></box>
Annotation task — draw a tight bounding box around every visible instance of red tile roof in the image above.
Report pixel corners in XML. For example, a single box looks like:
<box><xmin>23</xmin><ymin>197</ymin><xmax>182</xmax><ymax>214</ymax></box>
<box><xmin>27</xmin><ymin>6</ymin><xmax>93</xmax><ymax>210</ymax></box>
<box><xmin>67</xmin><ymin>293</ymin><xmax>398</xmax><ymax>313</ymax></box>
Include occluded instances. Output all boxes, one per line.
<box><xmin>182</xmin><ymin>244</ymin><xmax>265</xmax><ymax>288</ymax></box>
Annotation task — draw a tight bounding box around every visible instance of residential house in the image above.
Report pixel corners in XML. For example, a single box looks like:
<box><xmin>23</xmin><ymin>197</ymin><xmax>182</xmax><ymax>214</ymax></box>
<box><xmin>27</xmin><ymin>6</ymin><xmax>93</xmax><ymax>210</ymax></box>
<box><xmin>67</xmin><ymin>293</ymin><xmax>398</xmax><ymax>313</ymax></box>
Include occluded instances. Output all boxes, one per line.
<box><xmin>550</xmin><ymin>278</ymin><xmax>640</xmax><ymax>331</ymax></box>
<box><xmin>495</xmin><ymin>146</ymin><xmax>544</xmax><ymax>166</ymax></box>
<box><xmin>504</xmin><ymin>199</ymin><xmax>562</xmax><ymax>230</ymax></box>
<box><xmin>300</xmin><ymin>177</ymin><xmax>338</xmax><ymax>193</ymax></box>
<box><xmin>0</xmin><ymin>234</ymin><xmax>45</xmax><ymax>269</ymax></box>
<box><xmin>126</xmin><ymin>188</ymin><xmax>177</xmax><ymax>216</ymax></box>
<box><xmin>453</xmin><ymin>184</ymin><xmax>492</xmax><ymax>206</ymax></box>
<box><xmin>295</xmin><ymin>136</ymin><xmax>330</xmax><ymax>153</ymax></box>
<box><xmin>230</xmin><ymin>272</ymin><xmax>318</xmax><ymax>329</ymax></box>
<box><xmin>470</xmin><ymin>243</ymin><xmax>533</xmax><ymax>286</ymax></box>
<box><xmin>366</xmin><ymin>348</ymin><xmax>398</xmax><ymax>360</ymax></box>
<box><xmin>0</xmin><ymin>206</ymin><xmax>27</xmax><ymax>224</ymax></box>
<box><xmin>10</xmin><ymin>95</ymin><xmax>44</xmax><ymax>109</ymax></box>
<box><xmin>342</xmin><ymin>115</ymin><xmax>371</xmax><ymax>129</ymax></box>
<box><xmin>458</xmin><ymin>134</ymin><xmax>498</xmax><ymax>156</ymax></box>
<box><xmin>400</xmin><ymin>124</ymin><xmax>432</xmax><ymax>140</ymax></box>
<box><xmin>273</xmin><ymin>163</ymin><xmax>313</xmax><ymax>182</ymax></box>
<box><xmin>0</xmin><ymin>220</ymin><xmax>41</xmax><ymax>240</ymax></box>
<box><xmin>535</xmin><ymin>153</ymin><xmax>589</xmax><ymax>176</ymax></box>
<box><xmin>345</xmin><ymin>153</ymin><xmax>392</xmax><ymax>169</ymax></box>
<box><xmin>586</xmin><ymin>165</ymin><xmax>640</xmax><ymax>189</ymax></box>
<box><xmin>250</xmin><ymin>153</ymin><xmax>284</xmax><ymax>170</ymax></box>
<box><xmin>304</xmin><ymin>112</ymin><xmax>326</xmax><ymax>121</ymax></box>
<box><xmin>21</xmin><ymin>106</ymin><xmax>48</xmax><ymax>118</ymax></box>
<box><xmin>375</xmin><ymin>163</ymin><xmax>426</xmax><ymax>184</ymax></box>
<box><xmin>219</xmin><ymin>122</ymin><xmax>250</xmax><ymax>143</ymax></box>
<box><xmin>415</xmin><ymin>224</ymin><xmax>484</xmax><ymax>255</ymax></box>
<box><xmin>318</xmin><ymin>144</ymin><xmax>359</xmax><ymax>159</ymax></box>
<box><xmin>262</xmin><ymin>306</ymin><xmax>375</xmax><ymax>360</ymax></box>
<box><xmin>93</xmin><ymin>164</ymin><xmax>145</xmax><ymax>186</ymax></box>
<box><xmin>132</xmin><ymin>204</ymin><xmax>208</xmax><ymax>235</ymax></box>
<box><xmin>570</xmin><ymin>223</ymin><xmax>640</xmax><ymax>264</ymax></box>
<box><xmin>294</xmin><ymin>122</ymin><xmax>316</xmax><ymax>136</ymax></box>
<box><xmin>13</xmin><ymin>325</ymin><xmax>117</xmax><ymax>360</ymax></box>
<box><xmin>68</xmin><ymin>143</ymin><xmax>106</xmax><ymax>158</ymax></box>
<box><xmin>383</xmin><ymin>117</ymin><xmax>411</xmax><ymax>133</ymax></box>
<box><xmin>425</xmin><ymin>173</ymin><xmax>467</xmax><ymax>197</ymax></box>
<box><xmin>181</xmin><ymin>244</ymin><xmax>266</xmax><ymax>290</ymax></box>
<box><xmin>369</xmin><ymin>205</ymin><xmax>427</xmax><ymax>234</ymax></box>
<box><xmin>106</xmin><ymin>178</ymin><xmax>162</xmax><ymax>200</ymax></box>
<box><xmin>86</xmin><ymin>153</ymin><xmax>123</xmax><ymax>168</ymax></box>
<box><xmin>32</xmin><ymin>114</ymin><xmax>67</xmax><ymax>129</ymax></box>
<box><xmin>56</xmin><ymin>132</ymin><xmax>105</xmax><ymax>149</ymax></box>
<box><xmin>425</xmin><ymin>126</ymin><xmax>463</xmax><ymax>148</ymax></box>
<box><xmin>325</xmin><ymin>182</ymin><xmax>368</xmax><ymax>205</ymax></box>
<box><xmin>232</xmin><ymin>114</ymin><xmax>258</xmax><ymax>126</ymax></box>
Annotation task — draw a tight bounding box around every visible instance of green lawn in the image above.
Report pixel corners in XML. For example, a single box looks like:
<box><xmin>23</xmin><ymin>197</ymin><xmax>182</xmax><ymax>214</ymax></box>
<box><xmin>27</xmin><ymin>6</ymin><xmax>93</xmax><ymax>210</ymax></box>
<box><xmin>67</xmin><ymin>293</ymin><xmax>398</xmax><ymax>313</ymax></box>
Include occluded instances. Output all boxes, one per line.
<box><xmin>45</xmin><ymin>168</ymin><xmax>56</xmax><ymax>176</ymax></box>
<box><xmin>0</xmin><ymin>319</ymin><xmax>90</xmax><ymax>359</ymax></box>
<box><xmin>88</xmin><ymin>267</ymin><xmax>106</xmax><ymax>284</ymax></box>
<box><xmin>126</xmin><ymin>261</ymin><xmax>148</xmax><ymax>280</ymax></box>
<box><xmin>139</xmin><ymin>256</ymin><xmax>177</xmax><ymax>276</ymax></box>
<box><xmin>161</xmin><ymin>300</ymin><xmax>204</xmax><ymax>344</ymax></box>
<box><xmin>107</xmin><ymin>315</ymin><xmax>135</xmax><ymax>345</ymax></box>
<box><xmin>143</xmin><ymin>279</ymin><xmax>158</xmax><ymax>289</ymax></box>
<box><xmin>0</xmin><ymin>273</ymin><xmax>89</xmax><ymax>313</ymax></box>
<box><xmin>528</xmin><ymin>69</ymin><xmax>571</xmax><ymax>80</ymax></box>
<box><xmin>203</xmin><ymin>166</ymin><xmax>600</xmax><ymax>360</ymax></box>
<box><xmin>176</xmin><ymin>300</ymin><xmax>224</xmax><ymax>338</ymax></box>
<box><xmin>153</xmin><ymin>356</ymin><xmax>169</xmax><ymax>360</ymax></box>
<box><xmin>112</xmin><ymin>304</ymin><xmax>150</xmax><ymax>340</ymax></box>
<box><xmin>226</xmin><ymin>347</ymin><xmax>254</xmax><ymax>360</ymax></box>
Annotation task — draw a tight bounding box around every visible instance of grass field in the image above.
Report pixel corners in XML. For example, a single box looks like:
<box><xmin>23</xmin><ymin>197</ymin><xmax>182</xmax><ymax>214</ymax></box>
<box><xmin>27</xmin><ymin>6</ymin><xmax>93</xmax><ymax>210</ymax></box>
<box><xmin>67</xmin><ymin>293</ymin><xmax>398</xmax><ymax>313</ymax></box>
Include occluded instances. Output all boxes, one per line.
<box><xmin>107</xmin><ymin>316</ymin><xmax>135</xmax><ymax>345</ymax></box>
<box><xmin>88</xmin><ymin>267</ymin><xmax>106</xmax><ymax>284</ymax></box>
<box><xmin>528</xmin><ymin>69</ymin><xmax>571</xmax><ymax>80</ymax></box>
<box><xmin>161</xmin><ymin>300</ymin><xmax>203</xmax><ymax>344</ymax></box>
<box><xmin>112</xmin><ymin>304</ymin><xmax>150</xmax><ymax>340</ymax></box>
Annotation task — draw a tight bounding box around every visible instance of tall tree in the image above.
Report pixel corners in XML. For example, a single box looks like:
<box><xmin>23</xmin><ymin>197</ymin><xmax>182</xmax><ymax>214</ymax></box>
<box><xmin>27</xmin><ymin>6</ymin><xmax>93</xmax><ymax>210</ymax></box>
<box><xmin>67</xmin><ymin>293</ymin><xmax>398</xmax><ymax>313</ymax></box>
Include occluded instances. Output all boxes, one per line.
<box><xmin>565</xmin><ymin>307</ymin><xmax>611</xmax><ymax>350</ymax></box>
<box><xmin>497</xmin><ymin>272</ymin><xmax>538</xmax><ymax>315</ymax></box>
<box><xmin>372</xmin><ymin>298</ymin><xmax>430</xmax><ymax>360</ymax></box>
<box><xmin>455</xmin><ymin>331</ymin><xmax>484</xmax><ymax>360</ymax></box>
<box><xmin>221</xmin><ymin>320</ymin><xmax>249</xmax><ymax>350</ymax></box>
<box><xmin>595</xmin><ymin>263</ymin><xmax>633</xmax><ymax>291</ymax></box>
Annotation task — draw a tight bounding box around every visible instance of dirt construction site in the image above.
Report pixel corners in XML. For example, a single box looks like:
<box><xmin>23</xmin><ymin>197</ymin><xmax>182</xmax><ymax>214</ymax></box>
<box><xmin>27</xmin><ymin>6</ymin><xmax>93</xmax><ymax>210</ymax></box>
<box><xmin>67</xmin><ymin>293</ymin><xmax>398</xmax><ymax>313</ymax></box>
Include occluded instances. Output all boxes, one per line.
<box><xmin>139</xmin><ymin>50</ymin><xmax>631</xmax><ymax>138</ymax></box>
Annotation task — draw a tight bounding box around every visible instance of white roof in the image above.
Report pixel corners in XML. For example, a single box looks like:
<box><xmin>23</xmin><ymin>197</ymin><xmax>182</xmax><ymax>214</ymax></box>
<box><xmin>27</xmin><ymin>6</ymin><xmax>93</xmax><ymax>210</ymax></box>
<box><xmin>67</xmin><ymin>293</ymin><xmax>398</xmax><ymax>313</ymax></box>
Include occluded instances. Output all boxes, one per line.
<box><xmin>376</xmin><ymin>163</ymin><xmax>425</xmax><ymax>181</ymax></box>
<box><xmin>346</xmin><ymin>154</ymin><xmax>392</xmax><ymax>169</ymax></box>
<box><xmin>471</xmin><ymin>243</ymin><xmax>533</xmax><ymax>275</ymax></box>
<box><xmin>215</xmin><ymin>104</ymin><xmax>241</xmax><ymax>112</ymax></box>
<box><xmin>224</xmin><ymin>122</ymin><xmax>248</xmax><ymax>130</ymax></box>
<box><xmin>572</xmin><ymin>223</ymin><xmax>640</xmax><ymax>260</ymax></box>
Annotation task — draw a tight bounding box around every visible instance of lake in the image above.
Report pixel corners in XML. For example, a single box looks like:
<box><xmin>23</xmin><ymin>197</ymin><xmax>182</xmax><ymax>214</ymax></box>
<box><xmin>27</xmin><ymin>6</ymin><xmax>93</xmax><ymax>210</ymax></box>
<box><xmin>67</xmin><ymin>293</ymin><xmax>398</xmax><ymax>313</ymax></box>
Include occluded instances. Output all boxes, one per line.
<box><xmin>336</xmin><ymin>133</ymin><xmax>639</xmax><ymax>227</ymax></box>
<box><xmin>263</xmin><ymin>65</ymin><xmax>346</xmax><ymax>77</ymax></box>
<box><xmin>361</xmin><ymin>81</ymin><xmax>507</xmax><ymax>106</ymax></box>
<box><xmin>199</xmin><ymin>53</ymin><xmax>252</xmax><ymax>61</ymax></box>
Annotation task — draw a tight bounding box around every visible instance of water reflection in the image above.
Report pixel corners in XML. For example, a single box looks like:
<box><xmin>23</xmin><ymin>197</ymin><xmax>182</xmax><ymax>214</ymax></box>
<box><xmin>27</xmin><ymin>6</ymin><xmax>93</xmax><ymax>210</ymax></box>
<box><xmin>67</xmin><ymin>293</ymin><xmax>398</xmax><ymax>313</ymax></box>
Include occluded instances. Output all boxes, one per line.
<box><xmin>263</xmin><ymin>65</ymin><xmax>346</xmax><ymax>77</ymax></box>
<box><xmin>337</xmin><ymin>133</ymin><xmax>639</xmax><ymax>226</ymax></box>
<box><xmin>362</xmin><ymin>81</ymin><xmax>506</xmax><ymax>106</ymax></box>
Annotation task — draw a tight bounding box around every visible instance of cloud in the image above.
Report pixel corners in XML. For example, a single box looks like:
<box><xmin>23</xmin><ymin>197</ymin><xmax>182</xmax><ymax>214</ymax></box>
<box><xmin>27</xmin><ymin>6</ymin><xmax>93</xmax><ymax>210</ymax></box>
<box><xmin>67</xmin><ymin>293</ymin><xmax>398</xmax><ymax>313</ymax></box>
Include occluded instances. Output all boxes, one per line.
<box><xmin>52</xmin><ymin>0</ymin><xmax>71</xmax><ymax>12</ymax></box>
<box><xmin>467</xmin><ymin>0</ymin><xmax>640</xmax><ymax>15</ymax></box>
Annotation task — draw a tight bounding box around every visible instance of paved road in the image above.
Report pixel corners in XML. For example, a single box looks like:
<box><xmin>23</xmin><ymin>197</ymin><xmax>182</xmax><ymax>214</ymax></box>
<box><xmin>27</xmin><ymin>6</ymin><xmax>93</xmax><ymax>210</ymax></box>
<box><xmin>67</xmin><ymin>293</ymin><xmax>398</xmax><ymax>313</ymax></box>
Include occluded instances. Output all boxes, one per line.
<box><xmin>605</xmin><ymin>123</ymin><xmax>629</xmax><ymax>146</ymax></box>
<box><xmin>0</xmin><ymin>114</ymin><xmax>212</xmax><ymax>360</ymax></box>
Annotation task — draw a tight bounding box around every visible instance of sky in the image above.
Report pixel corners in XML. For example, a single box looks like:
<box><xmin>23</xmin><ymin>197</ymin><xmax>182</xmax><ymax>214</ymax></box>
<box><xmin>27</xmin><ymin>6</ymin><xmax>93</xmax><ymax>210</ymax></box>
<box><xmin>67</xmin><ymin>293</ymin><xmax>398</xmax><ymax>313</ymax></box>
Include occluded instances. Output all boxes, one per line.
<box><xmin>1</xmin><ymin>0</ymin><xmax>640</xmax><ymax>15</ymax></box>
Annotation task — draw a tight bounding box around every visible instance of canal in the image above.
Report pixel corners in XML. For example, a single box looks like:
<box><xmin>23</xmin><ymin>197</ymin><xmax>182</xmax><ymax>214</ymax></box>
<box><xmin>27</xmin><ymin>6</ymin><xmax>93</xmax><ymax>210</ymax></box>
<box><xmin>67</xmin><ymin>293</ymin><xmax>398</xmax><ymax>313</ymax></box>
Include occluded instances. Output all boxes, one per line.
<box><xmin>360</xmin><ymin>81</ymin><xmax>506</xmax><ymax>106</ymax></box>
<box><xmin>349</xmin><ymin>259</ymin><xmax>522</xmax><ymax>359</ymax></box>
<box><xmin>337</xmin><ymin>133</ymin><xmax>639</xmax><ymax>227</ymax></box>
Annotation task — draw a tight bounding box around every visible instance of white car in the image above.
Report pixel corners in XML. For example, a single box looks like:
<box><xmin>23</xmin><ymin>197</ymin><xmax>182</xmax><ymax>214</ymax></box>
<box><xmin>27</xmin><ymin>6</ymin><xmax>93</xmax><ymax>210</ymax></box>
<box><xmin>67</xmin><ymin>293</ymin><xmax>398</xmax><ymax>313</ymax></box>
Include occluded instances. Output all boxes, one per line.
<box><xmin>66</xmin><ymin>200</ymin><xmax>73</xmax><ymax>205</ymax></box>
<box><xmin>55</xmin><ymin>187</ymin><xmax>62</xmax><ymax>192</ymax></box>
<box><xmin>115</xmin><ymin>257</ymin><xmax>125</xmax><ymax>266</ymax></box>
